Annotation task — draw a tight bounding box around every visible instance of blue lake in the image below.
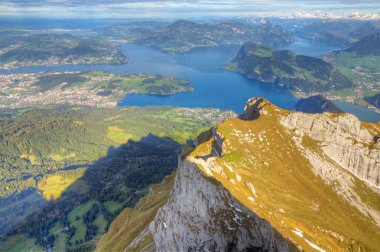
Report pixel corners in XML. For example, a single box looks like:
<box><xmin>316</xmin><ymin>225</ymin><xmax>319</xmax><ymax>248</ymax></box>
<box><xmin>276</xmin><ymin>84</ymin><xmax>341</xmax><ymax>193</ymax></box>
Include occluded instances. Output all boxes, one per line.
<box><xmin>1</xmin><ymin>39</ymin><xmax>379</xmax><ymax>122</ymax></box>
<box><xmin>117</xmin><ymin>44</ymin><xmax>299</xmax><ymax>113</ymax></box>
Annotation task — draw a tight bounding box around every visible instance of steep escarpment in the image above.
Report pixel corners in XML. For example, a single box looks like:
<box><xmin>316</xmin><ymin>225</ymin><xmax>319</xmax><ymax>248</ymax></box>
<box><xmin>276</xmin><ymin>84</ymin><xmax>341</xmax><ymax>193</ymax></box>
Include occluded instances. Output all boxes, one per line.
<box><xmin>150</xmin><ymin>158</ymin><xmax>291</xmax><ymax>251</ymax></box>
<box><xmin>280</xmin><ymin>110</ymin><xmax>380</xmax><ymax>188</ymax></box>
<box><xmin>99</xmin><ymin>97</ymin><xmax>380</xmax><ymax>251</ymax></box>
<box><xmin>150</xmin><ymin>97</ymin><xmax>380</xmax><ymax>251</ymax></box>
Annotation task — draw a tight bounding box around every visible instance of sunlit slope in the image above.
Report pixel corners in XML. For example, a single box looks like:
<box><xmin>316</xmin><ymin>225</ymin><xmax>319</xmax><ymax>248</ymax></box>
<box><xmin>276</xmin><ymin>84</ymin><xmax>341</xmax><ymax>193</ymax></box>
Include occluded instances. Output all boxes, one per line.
<box><xmin>95</xmin><ymin>173</ymin><xmax>175</xmax><ymax>252</ymax></box>
<box><xmin>188</xmin><ymin>98</ymin><xmax>380</xmax><ymax>251</ymax></box>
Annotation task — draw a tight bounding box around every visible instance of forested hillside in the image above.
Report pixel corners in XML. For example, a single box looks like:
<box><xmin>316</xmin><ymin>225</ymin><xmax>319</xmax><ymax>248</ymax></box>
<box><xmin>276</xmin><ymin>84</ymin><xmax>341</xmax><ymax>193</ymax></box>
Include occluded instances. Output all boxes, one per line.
<box><xmin>226</xmin><ymin>43</ymin><xmax>352</xmax><ymax>93</ymax></box>
<box><xmin>0</xmin><ymin>106</ymin><xmax>235</xmax><ymax>251</ymax></box>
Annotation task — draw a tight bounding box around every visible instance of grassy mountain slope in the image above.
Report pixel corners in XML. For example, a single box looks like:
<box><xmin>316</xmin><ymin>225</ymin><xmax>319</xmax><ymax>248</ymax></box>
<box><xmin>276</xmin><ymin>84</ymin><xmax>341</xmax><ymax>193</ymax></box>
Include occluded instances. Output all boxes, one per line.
<box><xmin>226</xmin><ymin>43</ymin><xmax>352</xmax><ymax>93</ymax></box>
<box><xmin>186</xmin><ymin>98</ymin><xmax>380</xmax><ymax>251</ymax></box>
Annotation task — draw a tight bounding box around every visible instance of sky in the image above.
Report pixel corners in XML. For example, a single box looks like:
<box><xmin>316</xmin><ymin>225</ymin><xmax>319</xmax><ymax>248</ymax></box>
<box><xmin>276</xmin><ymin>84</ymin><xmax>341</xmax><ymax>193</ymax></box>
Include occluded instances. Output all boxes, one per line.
<box><xmin>0</xmin><ymin>0</ymin><xmax>380</xmax><ymax>19</ymax></box>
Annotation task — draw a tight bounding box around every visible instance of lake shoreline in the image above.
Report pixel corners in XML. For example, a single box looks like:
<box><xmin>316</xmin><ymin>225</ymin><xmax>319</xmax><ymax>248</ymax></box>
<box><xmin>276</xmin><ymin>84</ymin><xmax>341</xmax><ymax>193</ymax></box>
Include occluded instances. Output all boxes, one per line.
<box><xmin>1</xmin><ymin>42</ymin><xmax>379</xmax><ymax>122</ymax></box>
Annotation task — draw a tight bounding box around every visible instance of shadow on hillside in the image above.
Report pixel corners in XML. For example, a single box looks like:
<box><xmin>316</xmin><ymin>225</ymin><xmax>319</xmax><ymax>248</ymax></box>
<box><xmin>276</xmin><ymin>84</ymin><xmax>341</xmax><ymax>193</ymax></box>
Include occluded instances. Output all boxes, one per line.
<box><xmin>2</xmin><ymin>132</ymin><xmax>302</xmax><ymax>251</ymax></box>
<box><xmin>0</xmin><ymin>188</ymin><xmax>45</xmax><ymax>240</ymax></box>
<box><xmin>1</xmin><ymin>133</ymin><xmax>182</xmax><ymax>247</ymax></box>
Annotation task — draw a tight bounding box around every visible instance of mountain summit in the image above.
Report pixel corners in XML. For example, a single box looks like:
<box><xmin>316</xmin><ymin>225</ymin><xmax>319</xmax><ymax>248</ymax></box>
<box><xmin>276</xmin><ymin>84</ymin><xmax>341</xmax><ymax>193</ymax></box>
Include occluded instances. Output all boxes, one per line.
<box><xmin>98</xmin><ymin>97</ymin><xmax>380</xmax><ymax>251</ymax></box>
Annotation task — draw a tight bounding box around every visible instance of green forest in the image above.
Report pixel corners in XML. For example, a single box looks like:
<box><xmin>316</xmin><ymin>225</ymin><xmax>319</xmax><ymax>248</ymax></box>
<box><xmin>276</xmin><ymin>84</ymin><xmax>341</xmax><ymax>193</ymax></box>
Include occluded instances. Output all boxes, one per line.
<box><xmin>0</xmin><ymin>105</ymin><xmax>235</xmax><ymax>251</ymax></box>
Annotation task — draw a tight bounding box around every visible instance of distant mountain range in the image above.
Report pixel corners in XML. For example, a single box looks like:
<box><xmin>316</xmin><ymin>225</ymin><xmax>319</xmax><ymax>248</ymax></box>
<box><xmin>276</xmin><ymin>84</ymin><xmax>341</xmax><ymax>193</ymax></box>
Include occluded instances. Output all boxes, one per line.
<box><xmin>226</xmin><ymin>43</ymin><xmax>353</xmax><ymax>93</ymax></box>
<box><xmin>285</xmin><ymin>11</ymin><xmax>380</xmax><ymax>20</ymax></box>
<box><xmin>350</xmin><ymin>20</ymin><xmax>380</xmax><ymax>40</ymax></box>
<box><xmin>97</xmin><ymin>21</ymin><xmax>168</xmax><ymax>39</ymax></box>
<box><xmin>298</xmin><ymin>19</ymin><xmax>380</xmax><ymax>47</ymax></box>
<box><xmin>327</xmin><ymin>32</ymin><xmax>380</xmax><ymax>75</ymax></box>
<box><xmin>103</xmin><ymin>19</ymin><xmax>294</xmax><ymax>54</ymax></box>
<box><xmin>346</xmin><ymin>32</ymin><xmax>380</xmax><ymax>56</ymax></box>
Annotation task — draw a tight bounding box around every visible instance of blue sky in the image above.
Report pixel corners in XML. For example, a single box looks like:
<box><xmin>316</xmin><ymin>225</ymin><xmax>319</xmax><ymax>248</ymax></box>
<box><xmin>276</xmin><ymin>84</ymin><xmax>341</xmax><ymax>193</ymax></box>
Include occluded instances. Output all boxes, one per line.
<box><xmin>1</xmin><ymin>0</ymin><xmax>379</xmax><ymax>18</ymax></box>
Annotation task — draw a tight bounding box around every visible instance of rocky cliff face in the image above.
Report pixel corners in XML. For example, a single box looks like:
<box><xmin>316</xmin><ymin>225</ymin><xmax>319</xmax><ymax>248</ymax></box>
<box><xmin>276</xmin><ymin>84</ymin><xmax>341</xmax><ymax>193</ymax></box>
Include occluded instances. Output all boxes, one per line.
<box><xmin>149</xmin><ymin>159</ymin><xmax>290</xmax><ymax>252</ymax></box>
<box><xmin>101</xmin><ymin>97</ymin><xmax>380</xmax><ymax>252</ymax></box>
<box><xmin>148</xmin><ymin>97</ymin><xmax>380</xmax><ymax>252</ymax></box>
<box><xmin>280</xmin><ymin>111</ymin><xmax>380</xmax><ymax>188</ymax></box>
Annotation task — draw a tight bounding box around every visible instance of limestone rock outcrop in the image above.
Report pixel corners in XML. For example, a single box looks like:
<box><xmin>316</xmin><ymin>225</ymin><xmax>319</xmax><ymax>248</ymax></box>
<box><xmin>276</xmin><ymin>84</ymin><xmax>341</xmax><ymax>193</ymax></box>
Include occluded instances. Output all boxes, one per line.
<box><xmin>241</xmin><ymin>97</ymin><xmax>271</xmax><ymax>120</ymax></box>
<box><xmin>149</xmin><ymin>159</ymin><xmax>290</xmax><ymax>252</ymax></box>
<box><xmin>280</xmin><ymin>112</ymin><xmax>380</xmax><ymax>188</ymax></box>
<box><xmin>108</xmin><ymin>97</ymin><xmax>380</xmax><ymax>251</ymax></box>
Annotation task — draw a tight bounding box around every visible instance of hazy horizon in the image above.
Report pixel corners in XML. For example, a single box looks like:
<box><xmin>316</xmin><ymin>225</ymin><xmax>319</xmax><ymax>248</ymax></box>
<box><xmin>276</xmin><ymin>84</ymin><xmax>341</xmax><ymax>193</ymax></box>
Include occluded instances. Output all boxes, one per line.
<box><xmin>1</xmin><ymin>0</ymin><xmax>379</xmax><ymax>19</ymax></box>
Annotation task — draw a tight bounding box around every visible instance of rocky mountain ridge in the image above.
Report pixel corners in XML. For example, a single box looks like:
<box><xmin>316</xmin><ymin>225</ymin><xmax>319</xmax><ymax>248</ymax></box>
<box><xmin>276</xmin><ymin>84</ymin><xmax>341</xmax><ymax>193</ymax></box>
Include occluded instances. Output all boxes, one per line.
<box><xmin>149</xmin><ymin>157</ymin><xmax>291</xmax><ymax>251</ymax></box>
<box><xmin>280</xmin><ymin>108</ymin><xmax>380</xmax><ymax>189</ymax></box>
<box><xmin>99</xmin><ymin>97</ymin><xmax>380</xmax><ymax>251</ymax></box>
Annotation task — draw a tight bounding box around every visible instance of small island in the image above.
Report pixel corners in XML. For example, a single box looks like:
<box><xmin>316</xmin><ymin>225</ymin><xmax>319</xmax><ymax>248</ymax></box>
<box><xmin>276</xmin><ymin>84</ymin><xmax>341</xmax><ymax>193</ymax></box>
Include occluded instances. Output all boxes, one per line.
<box><xmin>0</xmin><ymin>71</ymin><xmax>193</xmax><ymax>108</ymax></box>
<box><xmin>0</xmin><ymin>33</ymin><xmax>127</xmax><ymax>69</ymax></box>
